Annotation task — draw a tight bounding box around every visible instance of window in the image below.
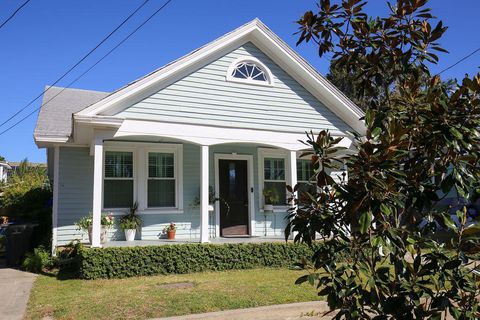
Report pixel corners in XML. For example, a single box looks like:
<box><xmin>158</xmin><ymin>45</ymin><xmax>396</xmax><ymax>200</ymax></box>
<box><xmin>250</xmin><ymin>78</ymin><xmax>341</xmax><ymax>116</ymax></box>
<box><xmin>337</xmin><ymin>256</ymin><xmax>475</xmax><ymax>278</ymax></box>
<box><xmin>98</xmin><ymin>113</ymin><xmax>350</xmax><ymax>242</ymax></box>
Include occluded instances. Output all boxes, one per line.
<box><xmin>232</xmin><ymin>62</ymin><xmax>267</xmax><ymax>81</ymax></box>
<box><xmin>148</xmin><ymin>152</ymin><xmax>176</xmax><ymax>207</ymax></box>
<box><xmin>104</xmin><ymin>151</ymin><xmax>134</xmax><ymax>208</ymax></box>
<box><xmin>297</xmin><ymin>159</ymin><xmax>316</xmax><ymax>195</ymax></box>
<box><xmin>226</xmin><ymin>57</ymin><xmax>273</xmax><ymax>86</ymax></box>
<box><xmin>263</xmin><ymin>158</ymin><xmax>287</xmax><ymax>205</ymax></box>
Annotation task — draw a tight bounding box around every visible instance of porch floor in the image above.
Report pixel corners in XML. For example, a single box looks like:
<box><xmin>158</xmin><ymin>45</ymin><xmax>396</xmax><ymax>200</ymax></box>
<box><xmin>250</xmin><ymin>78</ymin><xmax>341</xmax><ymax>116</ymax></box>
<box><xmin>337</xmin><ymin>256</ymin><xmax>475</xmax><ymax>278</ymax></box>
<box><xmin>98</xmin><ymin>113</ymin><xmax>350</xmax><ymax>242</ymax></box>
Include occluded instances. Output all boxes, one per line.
<box><xmin>102</xmin><ymin>237</ymin><xmax>287</xmax><ymax>248</ymax></box>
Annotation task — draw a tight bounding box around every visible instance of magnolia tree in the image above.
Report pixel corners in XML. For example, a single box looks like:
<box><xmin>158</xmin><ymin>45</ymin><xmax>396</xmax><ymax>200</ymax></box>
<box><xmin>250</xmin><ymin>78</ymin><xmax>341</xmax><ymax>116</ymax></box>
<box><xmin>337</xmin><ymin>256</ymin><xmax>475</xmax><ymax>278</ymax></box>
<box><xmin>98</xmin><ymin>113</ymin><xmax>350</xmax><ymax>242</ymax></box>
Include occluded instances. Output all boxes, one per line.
<box><xmin>286</xmin><ymin>0</ymin><xmax>480</xmax><ymax>319</ymax></box>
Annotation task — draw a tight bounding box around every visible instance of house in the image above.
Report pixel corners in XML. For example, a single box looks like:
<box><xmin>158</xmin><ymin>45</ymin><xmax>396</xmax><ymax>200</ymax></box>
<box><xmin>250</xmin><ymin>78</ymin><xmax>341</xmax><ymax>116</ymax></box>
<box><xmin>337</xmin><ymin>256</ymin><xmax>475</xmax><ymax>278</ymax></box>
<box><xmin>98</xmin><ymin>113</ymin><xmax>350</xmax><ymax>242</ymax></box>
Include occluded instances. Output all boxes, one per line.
<box><xmin>34</xmin><ymin>19</ymin><xmax>365</xmax><ymax>248</ymax></box>
<box><xmin>0</xmin><ymin>162</ymin><xmax>10</xmax><ymax>183</ymax></box>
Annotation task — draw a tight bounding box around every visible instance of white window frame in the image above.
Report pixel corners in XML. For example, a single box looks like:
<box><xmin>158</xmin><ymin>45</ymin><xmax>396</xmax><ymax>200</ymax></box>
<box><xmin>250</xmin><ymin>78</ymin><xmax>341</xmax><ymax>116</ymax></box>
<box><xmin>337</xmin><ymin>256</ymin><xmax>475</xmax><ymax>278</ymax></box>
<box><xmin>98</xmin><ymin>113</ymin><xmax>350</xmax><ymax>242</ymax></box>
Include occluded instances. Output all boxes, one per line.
<box><xmin>296</xmin><ymin>157</ymin><xmax>314</xmax><ymax>185</ymax></box>
<box><xmin>226</xmin><ymin>57</ymin><xmax>275</xmax><ymax>87</ymax></box>
<box><xmin>258</xmin><ymin>148</ymin><xmax>289</xmax><ymax>212</ymax></box>
<box><xmin>102</xmin><ymin>141</ymin><xmax>183</xmax><ymax>215</ymax></box>
<box><xmin>102</xmin><ymin>147</ymin><xmax>136</xmax><ymax>211</ymax></box>
<box><xmin>144</xmin><ymin>145</ymin><xmax>183</xmax><ymax>211</ymax></box>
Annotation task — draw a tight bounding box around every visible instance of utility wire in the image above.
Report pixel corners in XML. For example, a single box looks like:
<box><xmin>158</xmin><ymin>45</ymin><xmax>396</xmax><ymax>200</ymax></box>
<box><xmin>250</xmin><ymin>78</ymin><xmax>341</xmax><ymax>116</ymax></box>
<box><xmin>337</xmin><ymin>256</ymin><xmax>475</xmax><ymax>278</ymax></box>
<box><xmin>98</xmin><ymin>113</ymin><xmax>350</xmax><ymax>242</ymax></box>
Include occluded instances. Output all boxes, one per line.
<box><xmin>0</xmin><ymin>0</ymin><xmax>150</xmax><ymax>129</ymax></box>
<box><xmin>0</xmin><ymin>0</ymin><xmax>173</xmax><ymax>137</ymax></box>
<box><xmin>0</xmin><ymin>0</ymin><xmax>31</xmax><ymax>31</ymax></box>
<box><xmin>437</xmin><ymin>47</ymin><xmax>480</xmax><ymax>75</ymax></box>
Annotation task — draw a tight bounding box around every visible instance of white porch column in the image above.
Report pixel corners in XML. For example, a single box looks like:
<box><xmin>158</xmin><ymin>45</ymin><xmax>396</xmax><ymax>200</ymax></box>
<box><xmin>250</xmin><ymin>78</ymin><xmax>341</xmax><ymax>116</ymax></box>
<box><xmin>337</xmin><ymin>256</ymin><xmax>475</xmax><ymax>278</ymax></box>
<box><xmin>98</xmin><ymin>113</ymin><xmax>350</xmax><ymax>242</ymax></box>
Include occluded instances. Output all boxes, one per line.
<box><xmin>288</xmin><ymin>150</ymin><xmax>298</xmax><ymax>240</ymax></box>
<box><xmin>51</xmin><ymin>146</ymin><xmax>60</xmax><ymax>255</ymax></box>
<box><xmin>200</xmin><ymin>145</ymin><xmax>210</xmax><ymax>243</ymax></box>
<box><xmin>288</xmin><ymin>150</ymin><xmax>298</xmax><ymax>205</ymax></box>
<box><xmin>91</xmin><ymin>137</ymin><xmax>104</xmax><ymax>248</ymax></box>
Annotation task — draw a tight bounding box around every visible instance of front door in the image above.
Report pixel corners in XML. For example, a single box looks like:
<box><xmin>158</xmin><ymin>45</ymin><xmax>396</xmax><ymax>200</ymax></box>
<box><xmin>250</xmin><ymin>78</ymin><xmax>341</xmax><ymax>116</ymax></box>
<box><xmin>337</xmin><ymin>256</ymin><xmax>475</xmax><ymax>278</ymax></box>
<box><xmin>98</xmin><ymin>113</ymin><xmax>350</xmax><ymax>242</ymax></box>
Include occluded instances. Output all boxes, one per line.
<box><xmin>218</xmin><ymin>159</ymin><xmax>249</xmax><ymax>236</ymax></box>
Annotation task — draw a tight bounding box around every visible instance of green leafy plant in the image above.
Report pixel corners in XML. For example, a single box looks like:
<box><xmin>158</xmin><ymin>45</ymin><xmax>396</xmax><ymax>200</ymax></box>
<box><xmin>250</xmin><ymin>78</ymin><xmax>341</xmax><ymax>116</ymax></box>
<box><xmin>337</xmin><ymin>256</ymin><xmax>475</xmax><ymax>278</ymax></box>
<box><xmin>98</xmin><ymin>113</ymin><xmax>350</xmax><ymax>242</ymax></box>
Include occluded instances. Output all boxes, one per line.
<box><xmin>163</xmin><ymin>222</ymin><xmax>176</xmax><ymax>233</ymax></box>
<box><xmin>76</xmin><ymin>242</ymin><xmax>318</xmax><ymax>279</ymax></box>
<box><xmin>287</xmin><ymin>1</ymin><xmax>480</xmax><ymax>319</ymax></box>
<box><xmin>22</xmin><ymin>246</ymin><xmax>56</xmax><ymax>273</ymax></box>
<box><xmin>263</xmin><ymin>187</ymin><xmax>280</xmax><ymax>205</ymax></box>
<box><xmin>75</xmin><ymin>213</ymin><xmax>114</xmax><ymax>231</ymax></box>
<box><xmin>119</xmin><ymin>202</ymin><xmax>142</xmax><ymax>230</ymax></box>
<box><xmin>191</xmin><ymin>186</ymin><xmax>230</xmax><ymax>215</ymax></box>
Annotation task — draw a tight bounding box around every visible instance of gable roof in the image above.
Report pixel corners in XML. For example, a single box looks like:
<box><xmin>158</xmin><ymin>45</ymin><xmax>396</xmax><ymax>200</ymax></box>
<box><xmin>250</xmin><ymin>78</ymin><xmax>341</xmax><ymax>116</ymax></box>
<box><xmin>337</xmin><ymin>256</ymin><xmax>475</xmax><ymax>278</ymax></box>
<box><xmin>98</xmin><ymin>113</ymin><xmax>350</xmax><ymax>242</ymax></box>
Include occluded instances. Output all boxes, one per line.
<box><xmin>75</xmin><ymin>18</ymin><xmax>365</xmax><ymax>134</ymax></box>
<box><xmin>34</xmin><ymin>86</ymin><xmax>109</xmax><ymax>142</ymax></box>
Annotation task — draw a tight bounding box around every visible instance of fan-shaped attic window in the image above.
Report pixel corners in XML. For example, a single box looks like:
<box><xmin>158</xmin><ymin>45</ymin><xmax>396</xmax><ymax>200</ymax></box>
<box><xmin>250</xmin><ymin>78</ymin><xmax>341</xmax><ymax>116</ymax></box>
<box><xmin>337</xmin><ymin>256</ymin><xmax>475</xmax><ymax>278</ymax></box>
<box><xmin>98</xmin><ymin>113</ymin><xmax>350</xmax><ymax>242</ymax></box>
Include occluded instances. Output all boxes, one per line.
<box><xmin>226</xmin><ymin>57</ymin><xmax>274</xmax><ymax>86</ymax></box>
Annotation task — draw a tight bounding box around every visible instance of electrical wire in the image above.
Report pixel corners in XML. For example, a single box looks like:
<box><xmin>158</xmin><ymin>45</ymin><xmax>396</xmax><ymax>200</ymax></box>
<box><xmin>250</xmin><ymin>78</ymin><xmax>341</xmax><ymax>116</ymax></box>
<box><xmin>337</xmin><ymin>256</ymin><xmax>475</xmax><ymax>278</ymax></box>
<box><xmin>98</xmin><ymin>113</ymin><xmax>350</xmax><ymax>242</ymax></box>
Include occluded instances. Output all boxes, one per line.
<box><xmin>0</xmin><ymin>0</ymin><xmax>150</xmax><ymax>129</ymax></box>
<box><xmin>0</xmin><ymin>0</ymin><xmax>31</xmax><ymax>31</ymax></box>
<box><xmin>0</xmin><ymin>0</ymin><xmax>173</xmax><ymax>137</ymax></box>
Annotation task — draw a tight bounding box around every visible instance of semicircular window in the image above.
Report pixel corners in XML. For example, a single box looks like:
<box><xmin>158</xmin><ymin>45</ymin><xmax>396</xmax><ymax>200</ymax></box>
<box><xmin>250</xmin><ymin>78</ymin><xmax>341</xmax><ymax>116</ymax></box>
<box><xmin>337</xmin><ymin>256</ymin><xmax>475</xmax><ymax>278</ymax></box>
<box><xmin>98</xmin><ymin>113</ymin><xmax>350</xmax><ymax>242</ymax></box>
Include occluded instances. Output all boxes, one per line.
<box><xmin>231</xmin><ymin>61</ymin><xmax>268</xmax><ymax>82</ymax></box>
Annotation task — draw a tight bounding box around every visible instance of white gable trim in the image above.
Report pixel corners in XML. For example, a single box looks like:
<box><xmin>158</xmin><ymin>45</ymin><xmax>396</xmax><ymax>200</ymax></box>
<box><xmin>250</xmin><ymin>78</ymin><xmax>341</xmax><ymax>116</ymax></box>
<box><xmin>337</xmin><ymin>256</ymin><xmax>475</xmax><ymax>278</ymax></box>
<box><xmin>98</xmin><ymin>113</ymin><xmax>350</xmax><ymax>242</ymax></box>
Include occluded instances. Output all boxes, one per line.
<box><xmin>75</xmin><ymin>19</ymin><xmax>365</xmax><ymax>134</ymax></box>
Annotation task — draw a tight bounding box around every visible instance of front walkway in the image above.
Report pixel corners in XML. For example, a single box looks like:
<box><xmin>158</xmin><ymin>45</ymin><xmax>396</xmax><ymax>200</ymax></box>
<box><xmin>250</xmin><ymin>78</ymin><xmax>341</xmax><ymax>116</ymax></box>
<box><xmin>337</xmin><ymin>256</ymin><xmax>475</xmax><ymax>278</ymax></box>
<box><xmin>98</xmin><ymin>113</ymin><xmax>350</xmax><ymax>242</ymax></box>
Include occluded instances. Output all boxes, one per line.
<box><xmin>153</xmin><ymin>301</ymin><xmax>333</xmax><ymax>320</ymax></box>
<box><xmin>103</xmin><ymin>236</ymin><xmax>287</xmax><ymax>247</ymax></box>
<box><xmin>0</xmin><ymin>268</ymin><xmax>37</xmax><ymax>320</ymax></box>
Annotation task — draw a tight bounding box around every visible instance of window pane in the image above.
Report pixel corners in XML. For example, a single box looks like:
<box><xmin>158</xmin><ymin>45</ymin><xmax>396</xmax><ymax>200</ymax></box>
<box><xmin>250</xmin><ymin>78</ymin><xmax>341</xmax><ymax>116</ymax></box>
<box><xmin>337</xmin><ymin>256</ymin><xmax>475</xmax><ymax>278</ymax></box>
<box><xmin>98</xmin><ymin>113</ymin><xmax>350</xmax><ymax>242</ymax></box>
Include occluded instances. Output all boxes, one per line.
<box><xmin>264</xmin><ymin>158</ymin><xmax>285</xmax><ymax>180</ymax></box>
<box><xmin>264</xmin><ymin>181</ymin><xmax>287</xmax><ymax>205</ymax></box>
<box><xmin>148</xmin><ymin>179</ymin><xmax>175</xmax><ymax>207</ymax></box>
<box><xmin>104</xmin><ymin>180</ymin><xmax>133</xmax><ymax>208</ymax></box>
<box><xmin>149</xmin><ymin>153</ymin><xmax>174</xmax><ymax>178</ymax></box>
<box><xmin>297</xmin><ymin>159</ymin><xmax>314</xmax><ymax>182</ymax></box>
<box><xmin>105</xmin><ymin>152</ymin><xmax>133</xmax><ymax>178</ymax></box>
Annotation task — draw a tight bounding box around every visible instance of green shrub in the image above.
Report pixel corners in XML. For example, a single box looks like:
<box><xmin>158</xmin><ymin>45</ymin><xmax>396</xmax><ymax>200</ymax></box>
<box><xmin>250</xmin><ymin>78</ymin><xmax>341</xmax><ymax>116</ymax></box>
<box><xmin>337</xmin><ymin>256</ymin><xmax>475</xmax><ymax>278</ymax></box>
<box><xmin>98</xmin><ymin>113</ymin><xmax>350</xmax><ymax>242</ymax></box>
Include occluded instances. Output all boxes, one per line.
<box><xmin>22</xmin><ymin>246</ymin><xmax>55</xmax><ymax>273</ymax></box>
<box><xmin>78</xmin><ymin>242</ymin><xmax>316</xmax><ymax>279</ymax></box>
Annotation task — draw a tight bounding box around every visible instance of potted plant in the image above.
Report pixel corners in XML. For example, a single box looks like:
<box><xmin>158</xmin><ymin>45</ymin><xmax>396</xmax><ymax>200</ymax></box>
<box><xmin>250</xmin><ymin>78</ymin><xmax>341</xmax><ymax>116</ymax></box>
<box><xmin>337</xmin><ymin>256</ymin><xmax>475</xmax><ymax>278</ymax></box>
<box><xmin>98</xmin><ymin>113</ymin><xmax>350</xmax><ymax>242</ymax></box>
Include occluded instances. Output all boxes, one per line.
<box><xmin>163</xmin><ymin>222</ymin><xmax>177</xmax><ymax>240</ymax></box>
<box><xmin>263</xmin><ymin>187</ymin><xmax>280</xmax><ymax>212</ymax></box>
<box><xmin>75</xmin><ymin>213</ymin><xmax>114</xmax><ymax>244</ymax></box>
<box><xmin>119</xmin><ymin>202</ymin><xmax>142</xmax><ymax>242</ymax></box>
<box><xmin>191</xmin><ymin>186</ymin><xmax>230</xmax><ymax>214</ymax></box>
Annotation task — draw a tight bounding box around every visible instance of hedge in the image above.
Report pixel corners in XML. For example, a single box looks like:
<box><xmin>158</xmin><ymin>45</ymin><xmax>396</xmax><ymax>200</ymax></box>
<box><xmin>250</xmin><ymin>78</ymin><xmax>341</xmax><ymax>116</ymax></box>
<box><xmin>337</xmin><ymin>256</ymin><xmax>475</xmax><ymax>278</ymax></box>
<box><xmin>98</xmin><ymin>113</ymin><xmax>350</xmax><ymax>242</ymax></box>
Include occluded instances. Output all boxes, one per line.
<box><xmin>77</xmin><ymin>242</ymin><xmax>316</xmax><ymax>279</ymax></box>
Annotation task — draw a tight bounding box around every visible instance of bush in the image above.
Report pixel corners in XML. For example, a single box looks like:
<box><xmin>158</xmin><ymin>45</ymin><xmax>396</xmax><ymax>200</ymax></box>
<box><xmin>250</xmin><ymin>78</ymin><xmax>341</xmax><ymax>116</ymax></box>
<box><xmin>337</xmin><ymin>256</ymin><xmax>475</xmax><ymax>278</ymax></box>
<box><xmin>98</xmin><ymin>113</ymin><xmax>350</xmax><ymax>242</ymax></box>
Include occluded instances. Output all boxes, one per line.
<box><xmin>78</xmin><ymin>242</ymin><xmax>316</xmax><ymax>279</ymax></box>
<box><xmin>22</xmin><ymin>246</ymin><xmax>55</xmax><ymax>273</ymax></box>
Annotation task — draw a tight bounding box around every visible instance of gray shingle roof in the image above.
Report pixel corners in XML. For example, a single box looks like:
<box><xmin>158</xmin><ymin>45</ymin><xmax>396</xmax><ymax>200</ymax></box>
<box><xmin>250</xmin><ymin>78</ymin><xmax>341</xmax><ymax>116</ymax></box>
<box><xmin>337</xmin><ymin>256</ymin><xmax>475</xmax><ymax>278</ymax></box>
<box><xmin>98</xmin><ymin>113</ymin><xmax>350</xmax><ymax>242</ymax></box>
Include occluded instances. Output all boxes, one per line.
<box><xmin>34</xmin><ymin>86</ymin><xmax>109</xmax><ymax>139</ymax></box>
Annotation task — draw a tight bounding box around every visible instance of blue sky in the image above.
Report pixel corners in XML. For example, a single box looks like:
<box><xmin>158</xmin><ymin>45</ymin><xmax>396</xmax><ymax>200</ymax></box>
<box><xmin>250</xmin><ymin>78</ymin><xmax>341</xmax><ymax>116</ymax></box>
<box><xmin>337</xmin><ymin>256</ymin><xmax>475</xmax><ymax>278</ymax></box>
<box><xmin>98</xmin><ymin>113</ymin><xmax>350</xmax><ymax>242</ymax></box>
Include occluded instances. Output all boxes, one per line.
<box><xmin>0</xmin><ymin>0</ymin><xmax>478</xmax><ymax>163</ymax></box>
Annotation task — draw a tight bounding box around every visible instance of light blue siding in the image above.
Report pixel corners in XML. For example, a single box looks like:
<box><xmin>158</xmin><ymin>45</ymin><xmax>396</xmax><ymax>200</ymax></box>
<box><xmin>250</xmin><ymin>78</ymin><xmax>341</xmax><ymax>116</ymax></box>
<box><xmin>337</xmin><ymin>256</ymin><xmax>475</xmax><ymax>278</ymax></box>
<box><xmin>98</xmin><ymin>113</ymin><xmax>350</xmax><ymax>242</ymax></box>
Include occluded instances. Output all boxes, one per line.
<box><xmin>57</xmin><ymin>147</ymin><xmax>93</xmax><ymax>245</ymax></box>
<box><xmin>116</xmin><ymin>42</ymin><xmax>352</xmax><ymax>135</ymax></box>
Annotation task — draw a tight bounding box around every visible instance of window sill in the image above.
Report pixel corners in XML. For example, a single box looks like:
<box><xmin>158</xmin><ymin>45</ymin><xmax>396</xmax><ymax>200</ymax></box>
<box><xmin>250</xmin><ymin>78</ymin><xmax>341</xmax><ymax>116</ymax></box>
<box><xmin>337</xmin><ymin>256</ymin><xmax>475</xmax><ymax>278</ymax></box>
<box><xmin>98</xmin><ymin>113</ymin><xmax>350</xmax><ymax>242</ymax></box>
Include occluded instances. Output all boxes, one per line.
<box><xmin>260</xmin><ymin>206</ymin><xmax>290</xmax><ymax>213</ymax></box>
<box><xmin>138</xmin><ymin>208</ymin><xmax>184</xmax><ymax>215</ymax></box>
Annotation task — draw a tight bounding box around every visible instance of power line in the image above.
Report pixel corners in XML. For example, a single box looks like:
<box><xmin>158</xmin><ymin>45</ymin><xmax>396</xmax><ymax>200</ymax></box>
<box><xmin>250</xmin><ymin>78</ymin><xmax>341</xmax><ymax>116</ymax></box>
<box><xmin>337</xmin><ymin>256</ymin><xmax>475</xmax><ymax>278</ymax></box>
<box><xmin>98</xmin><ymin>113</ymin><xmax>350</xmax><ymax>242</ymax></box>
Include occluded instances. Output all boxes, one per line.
<box><xmin>437</xmin><ymin>47</ymin><xmax>480</xmax><ymax>75</ymax></box>
<box><xmin>0</xmin><ymin>0</ymin><xmax>31</xmax><ymax>31</ymax></box>
<box><xmin>0</xmin><ymin>0</ymin><xmax>151</xmax><ymax>129</ymax></box>
<box><xmin>0</xmin><ymin>0</ymin><xmax>174</xmax><ymax>137</ymax></box>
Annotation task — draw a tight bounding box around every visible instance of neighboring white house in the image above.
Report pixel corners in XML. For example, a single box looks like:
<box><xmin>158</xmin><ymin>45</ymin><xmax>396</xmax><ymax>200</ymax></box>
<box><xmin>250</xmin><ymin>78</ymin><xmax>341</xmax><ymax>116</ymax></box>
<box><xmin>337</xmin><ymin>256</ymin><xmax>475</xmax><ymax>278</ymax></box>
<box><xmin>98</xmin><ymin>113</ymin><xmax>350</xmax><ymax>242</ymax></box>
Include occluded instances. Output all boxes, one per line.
<box><xmin>0</xmin><ymin>162</ymin><xmax>11</xmax><ymax>183</ymax></box>
<box><xmin>34</xmin><ymin>19</ymin><xmax>365</xmax><ymax>248</ymax></box>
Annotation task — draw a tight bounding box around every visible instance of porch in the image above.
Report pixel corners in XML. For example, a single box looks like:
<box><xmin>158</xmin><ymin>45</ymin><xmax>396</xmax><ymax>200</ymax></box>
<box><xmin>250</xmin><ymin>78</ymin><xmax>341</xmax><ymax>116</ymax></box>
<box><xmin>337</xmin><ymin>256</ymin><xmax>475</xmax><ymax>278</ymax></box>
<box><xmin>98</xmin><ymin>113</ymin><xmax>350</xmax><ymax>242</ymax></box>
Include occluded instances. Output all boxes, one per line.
<box><xmin>52</xmin><ymin>120</ymin><xmax>352</xmax><ymax>248</ymax></box>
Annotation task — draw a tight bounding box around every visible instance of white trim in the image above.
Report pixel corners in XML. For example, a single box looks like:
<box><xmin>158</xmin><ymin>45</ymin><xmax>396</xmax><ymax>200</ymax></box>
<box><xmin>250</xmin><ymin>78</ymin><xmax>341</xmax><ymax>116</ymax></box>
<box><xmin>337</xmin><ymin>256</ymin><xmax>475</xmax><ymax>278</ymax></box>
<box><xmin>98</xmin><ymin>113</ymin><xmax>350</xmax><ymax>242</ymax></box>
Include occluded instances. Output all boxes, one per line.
<box><xmin>91</xmin><ymin>136</ymin><xmax>104</xmax><ymax>248</ymax></box>
<box><xmin>226</xmin><ymin>57</ymin><xmax>274</xmax><ymax>87</ymax></box>
<box><xmin>258</xmin><ymin>147</ymin><xmax>289</xmax><ymax>210</ymax></box>
<box><xmin>51</xmin><ymin>146</ymin><xmax>60</xmax><ymax>253</ymax></box>
<box><xmin>74</xmin><ymin>19</ymin><xmax>365</xmax><ymax>135</ymax></box>
<box><xmin>144</xmin><ymin>145</ymin><xmax>183</xmax><ymax>211</ymax></box>
<box><xmin>114</xmin><ymin>120</ymin><xmax>353</xmax><ymax>151</ymax></box>
<box><xmin>102</xmin><ymin>147</ymin><xmax>136</xmax><ymax>211</ymax></box>
<box><xmin>214</xmin><ymin>153</ymin><xmax>255</xmax><ymax>238</ymax></box>
<box><xmin>35</xmin><ymin>135</ymin><xmax>69</xmax><ymax>143</ymax></box>
<box><xmin>101</xmin><ymin>141</ymin><xmax>184</xmax><ymax>213</ymax></box>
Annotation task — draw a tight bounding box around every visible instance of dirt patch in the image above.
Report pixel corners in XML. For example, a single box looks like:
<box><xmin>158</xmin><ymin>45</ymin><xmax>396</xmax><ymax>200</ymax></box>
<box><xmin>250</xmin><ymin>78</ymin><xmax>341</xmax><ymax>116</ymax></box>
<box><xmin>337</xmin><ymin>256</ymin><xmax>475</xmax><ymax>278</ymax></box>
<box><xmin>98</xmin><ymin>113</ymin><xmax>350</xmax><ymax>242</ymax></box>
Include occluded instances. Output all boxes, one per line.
<box><xmin>158</xmin><ymin>282</ymin><xmax>195</xmax><ymax>289</ymax></box>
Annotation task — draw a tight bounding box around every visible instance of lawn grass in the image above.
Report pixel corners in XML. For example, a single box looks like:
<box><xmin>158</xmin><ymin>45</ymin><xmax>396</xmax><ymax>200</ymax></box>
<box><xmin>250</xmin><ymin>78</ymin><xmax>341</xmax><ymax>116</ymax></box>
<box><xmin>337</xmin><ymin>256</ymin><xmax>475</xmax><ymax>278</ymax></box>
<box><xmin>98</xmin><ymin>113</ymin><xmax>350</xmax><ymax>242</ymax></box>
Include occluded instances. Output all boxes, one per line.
<box><xmin>26</xmin><ymin>268</ymin><xmax>321</xmax><ymax>320</ymax></box>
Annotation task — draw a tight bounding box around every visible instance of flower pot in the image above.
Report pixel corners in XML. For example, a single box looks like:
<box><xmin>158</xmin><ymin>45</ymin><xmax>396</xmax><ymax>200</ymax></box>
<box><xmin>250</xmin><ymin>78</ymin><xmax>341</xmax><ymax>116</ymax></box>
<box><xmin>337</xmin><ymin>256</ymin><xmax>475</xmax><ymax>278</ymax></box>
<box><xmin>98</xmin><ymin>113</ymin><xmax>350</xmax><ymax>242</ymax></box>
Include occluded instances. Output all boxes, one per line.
<box><xmin>208</xmin><ymin>204</ymin><xmax>214</xmax><ymax>211</ymax></box>
<box><xmin>263</xmin><ymin>204</ymin><xmax>274</xmax><ymax>212</ymax></box>
<box><xmin>87</xmin><ymin>226</ymin><xmax>108</xmax><ymax>244</ymax></box>
<box><xmin>167</xmin><ymin>230</ymin><xmax>176</xmax><ymax>240</ymax></box>
<box><xmin>124</xmin><ymin>229</ymin><xmax>136</xmax><ymax>242</ymax></box>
